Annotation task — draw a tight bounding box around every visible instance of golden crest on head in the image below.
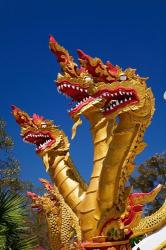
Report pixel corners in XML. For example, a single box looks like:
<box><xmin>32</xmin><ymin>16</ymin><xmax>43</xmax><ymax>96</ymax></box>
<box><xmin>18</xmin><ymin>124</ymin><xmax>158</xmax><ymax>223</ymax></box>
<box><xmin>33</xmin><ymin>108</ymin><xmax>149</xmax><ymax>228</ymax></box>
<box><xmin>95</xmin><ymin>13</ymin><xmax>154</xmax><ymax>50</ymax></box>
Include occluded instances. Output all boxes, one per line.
<box><xmin>49</xmin><ymin>35</ymin><xmax>152</xmax><ymax>132</ymax></box>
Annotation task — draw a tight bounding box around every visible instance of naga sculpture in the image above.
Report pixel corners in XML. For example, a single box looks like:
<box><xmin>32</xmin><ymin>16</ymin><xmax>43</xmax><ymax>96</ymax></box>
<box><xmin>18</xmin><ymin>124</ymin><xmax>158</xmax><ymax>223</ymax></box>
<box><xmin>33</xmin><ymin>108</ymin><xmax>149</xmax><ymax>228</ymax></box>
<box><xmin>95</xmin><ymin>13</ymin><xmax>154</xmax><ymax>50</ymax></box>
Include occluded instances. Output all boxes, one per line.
<box><xmin>27</xmin><ymin>178</ymin><xmax>81</xmax><ymax>250</ymax></box>
<box><xmin>12</xmin><ymin>36</ymin><xmax>166</xmax><ymax>249</ymax></box>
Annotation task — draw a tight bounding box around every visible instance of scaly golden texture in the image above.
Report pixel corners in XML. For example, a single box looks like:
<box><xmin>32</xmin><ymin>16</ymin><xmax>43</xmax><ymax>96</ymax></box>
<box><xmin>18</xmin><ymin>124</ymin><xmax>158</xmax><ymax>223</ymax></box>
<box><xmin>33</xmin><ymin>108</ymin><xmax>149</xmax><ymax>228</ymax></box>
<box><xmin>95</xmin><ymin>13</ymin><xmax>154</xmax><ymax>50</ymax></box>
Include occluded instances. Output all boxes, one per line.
<box><xmin>27</xmin><ymin>179</ymin><xmax>81</xmax><ymax>250</ymax></box>
<box><xmin>132</xmin><ymin>200</ymin><xmax>166</xmax><ymax>237</ymax></box>
<box><xmin>27</xmin><ymin>190</ymin><xmax>62</xmax><ymax>249</ymax></box>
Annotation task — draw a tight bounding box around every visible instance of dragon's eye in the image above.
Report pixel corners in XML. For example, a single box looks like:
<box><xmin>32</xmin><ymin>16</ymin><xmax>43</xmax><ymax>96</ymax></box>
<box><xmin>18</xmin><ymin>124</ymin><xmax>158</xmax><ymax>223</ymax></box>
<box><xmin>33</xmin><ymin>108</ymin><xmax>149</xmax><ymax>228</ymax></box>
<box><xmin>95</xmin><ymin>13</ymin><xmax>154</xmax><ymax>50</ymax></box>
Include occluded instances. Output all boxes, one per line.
<box><xmin>119</xmin><ymin>75</ymin><xmax>127</xmax><ymax>81</ymax></box>
<box><xmin>41</xmin><ymin>123</ymin><xmax>47</xmax><ymax>128</ymax></box>
<box><xmin>84</xmin><ymin>76</ymin><xmax>92</xmax><ymax>82</ymax></box>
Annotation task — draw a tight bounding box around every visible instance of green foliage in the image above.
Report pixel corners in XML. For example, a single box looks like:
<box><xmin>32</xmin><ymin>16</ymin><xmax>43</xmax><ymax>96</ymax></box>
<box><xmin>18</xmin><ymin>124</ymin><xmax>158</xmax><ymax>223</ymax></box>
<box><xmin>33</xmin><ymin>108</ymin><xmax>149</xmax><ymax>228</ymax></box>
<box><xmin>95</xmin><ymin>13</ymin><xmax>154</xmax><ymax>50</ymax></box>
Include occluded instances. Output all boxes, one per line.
<box><xmin>0</xmin><ymin>120</ymin><xmax>14</xmax><ymax>150</ymax></box>
<box><xmin>129</xmin><ymin>236</ymin><xmax>143</xmax><ymax>247</ymax></box>
<box><xmin>30</xmin><ymin>211</ymin><xmax>51</xmax><ymax>250</ymax></box>
<box><xmin>0</xmin><ymin>190</ymin><xmax>38</xmax><ymax>250</ymax></box>
<box><xmin>0</xmin><ymin>118</ymin><xmax>20</xmax><ymax>192</ymax></box>
<box><xmin>0</xmin><ymin>117</ymin><xmax>49</xmax><ymax>249</ymax></box>
<box><xmin>130</xmin><ymin>152</ymin><xmax>166</xmax><ymax>214</ymax></box>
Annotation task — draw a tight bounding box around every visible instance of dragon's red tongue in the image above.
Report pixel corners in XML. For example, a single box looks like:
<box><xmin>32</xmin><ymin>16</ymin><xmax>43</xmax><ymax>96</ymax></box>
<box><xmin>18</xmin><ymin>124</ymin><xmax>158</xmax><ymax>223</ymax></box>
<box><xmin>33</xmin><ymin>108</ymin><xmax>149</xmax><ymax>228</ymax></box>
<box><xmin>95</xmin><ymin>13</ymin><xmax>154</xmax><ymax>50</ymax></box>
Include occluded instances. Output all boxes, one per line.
<box><xmin>25</xmin><ymin>136</ymin><xmax>44</xmax><ymax>144</ymax></box>
<box><xmin>57</xmin><ymin>82</ymin><xmax>89</xmax><ymax>101</ymax></box>
<box><xmin>23</xmin><ymin>131</ymin><xmax>56</xmax><ymax>153</ymax></box>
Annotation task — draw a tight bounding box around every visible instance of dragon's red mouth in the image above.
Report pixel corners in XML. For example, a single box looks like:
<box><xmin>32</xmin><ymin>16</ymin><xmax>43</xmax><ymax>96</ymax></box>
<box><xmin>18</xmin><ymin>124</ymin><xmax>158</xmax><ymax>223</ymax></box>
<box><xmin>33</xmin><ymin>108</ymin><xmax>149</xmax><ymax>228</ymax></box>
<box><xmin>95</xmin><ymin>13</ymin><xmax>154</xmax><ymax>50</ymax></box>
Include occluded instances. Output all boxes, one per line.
<box><xmin>56</xmin><ymin>81</ymin><xmax>139</xmax><ymax>116</ymax></box>
<box><xmin>96</xmin><ymin>87</ymin><xmax>139</xmax><ymax>115</ymax></box>
<box><xmin>57</xmin><ymin>81</ymin><xmax>88</xmax><ymax>101</ymax></box>
<box><xmin>23</xmin><ymin>131</ymin><xmax>55</xmax><ymax>153</ymax></box>
<box><xmin>57</xmin><ymin>80</ymin><xmax>93</xmax><ymax>116</ymax></box>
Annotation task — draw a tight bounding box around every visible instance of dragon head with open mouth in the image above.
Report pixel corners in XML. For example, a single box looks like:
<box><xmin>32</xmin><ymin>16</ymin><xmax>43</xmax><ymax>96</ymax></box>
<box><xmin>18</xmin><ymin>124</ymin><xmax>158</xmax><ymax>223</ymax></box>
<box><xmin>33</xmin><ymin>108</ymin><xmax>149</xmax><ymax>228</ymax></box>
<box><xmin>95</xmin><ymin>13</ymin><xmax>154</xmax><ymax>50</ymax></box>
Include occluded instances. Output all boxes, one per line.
<box><xmin>12</xmin><ymin>105</ymin><xmax>69</xmax><ymax>157</ymax></box>
<box><xmin>27</xmin><ymin>178</ymin><xmax>60</xmax><ymax>213</ymax></box>
<box><xmin>49</xmin><ymin>35</ymin><xmax>153</xmax><ymax>134</ymax></box>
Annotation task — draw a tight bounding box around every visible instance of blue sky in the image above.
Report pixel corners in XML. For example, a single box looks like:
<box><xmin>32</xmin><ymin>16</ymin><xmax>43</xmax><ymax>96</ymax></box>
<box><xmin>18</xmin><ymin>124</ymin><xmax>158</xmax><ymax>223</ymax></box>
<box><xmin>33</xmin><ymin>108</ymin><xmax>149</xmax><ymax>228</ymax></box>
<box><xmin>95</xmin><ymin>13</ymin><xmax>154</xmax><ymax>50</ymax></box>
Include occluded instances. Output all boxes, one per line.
<box><xmin>0</xmin><ymin>0</ymin><xmax>166</xmax><ymax>185</ymax></box>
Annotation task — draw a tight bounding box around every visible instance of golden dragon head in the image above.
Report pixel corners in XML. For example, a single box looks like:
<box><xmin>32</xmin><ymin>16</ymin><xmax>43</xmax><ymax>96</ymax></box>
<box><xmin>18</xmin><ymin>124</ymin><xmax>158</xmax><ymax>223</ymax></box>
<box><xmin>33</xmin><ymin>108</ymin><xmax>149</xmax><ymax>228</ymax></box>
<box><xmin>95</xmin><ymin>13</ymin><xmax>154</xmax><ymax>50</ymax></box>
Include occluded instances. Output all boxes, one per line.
<box><xmin>27</xmin><ymin>179</ymin><xmax>61</xmax><ymax>214</ymax></box>
<box><xmin>49</xmin><ymin>35</ymin><xmax>154</xmax><ymax>125</ymax></box>
<box><xmin>12</xmin><ymin>105</ymin><xmax>69</xmax><ymax>157</ymax></box>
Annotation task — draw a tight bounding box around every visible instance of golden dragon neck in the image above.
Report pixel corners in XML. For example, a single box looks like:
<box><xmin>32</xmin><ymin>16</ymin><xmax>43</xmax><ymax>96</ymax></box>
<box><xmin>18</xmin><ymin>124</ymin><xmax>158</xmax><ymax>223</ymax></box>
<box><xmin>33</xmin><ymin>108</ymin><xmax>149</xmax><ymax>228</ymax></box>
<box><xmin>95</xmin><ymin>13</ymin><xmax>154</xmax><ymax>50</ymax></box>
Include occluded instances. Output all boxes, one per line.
<box><xmin>44</xmin><ymin>204</ymin><xmax>62</xmax><ymax>250</ymax></box>
<box><xmin>132</xmin><ymin>200</ymin><xmax>166</xmax><ymax>237</ymax></box>
<box><xmin>58</xmin><ymin>190</ymin><xmax>82</xmax><ymax>248</ymax></box>
<box><xmin>98</xmin><ymin>114</ymin><xmax>148</xmax><ymax>211</ymax></box>
<box><xmin>39</xmin><ymin>188</ymin><xmax>81</xmax><ymax>250</ymax></box>
<box><xmin>42</xmin><ymin>151</ymin><xmax>86</xmax><ymax>214</ymax></box>
<box><xmin>98</xmin><ymin>90</ymin><xmax>155</xmax><ymax>221</ymax></box>
<box><xmin>79</xmin><ymin>117</ymin><xmax>115</xmax><ymax>240</ymax></box>
<box><xmin>78</xmin><ymin>111</ymin><xmax>150</xmax><ymax>240</ymax></box>
<box><xmin>79</xmin><ymin>89</ymin><xmax>154</xmax><ymax>240</ymax></box>
<box><xmin>32</xmin><ymin>193</ymin><xmax>62</xmax><ymax>250</ymax></box>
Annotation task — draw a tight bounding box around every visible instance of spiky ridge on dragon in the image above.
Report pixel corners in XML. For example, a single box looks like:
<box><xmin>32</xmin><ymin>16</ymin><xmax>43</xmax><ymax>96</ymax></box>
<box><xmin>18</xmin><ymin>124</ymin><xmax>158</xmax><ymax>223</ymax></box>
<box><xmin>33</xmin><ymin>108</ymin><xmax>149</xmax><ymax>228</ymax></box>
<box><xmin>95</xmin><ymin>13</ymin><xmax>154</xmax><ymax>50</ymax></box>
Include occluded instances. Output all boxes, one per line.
<box><xmin>12</xmin><ymin>36</ymin><xmax>166</xmax><ymax>250</ymax></box>
<box><xmin>27</xmin><ymin>178</ymin><xmax>81</xmax><ymax>250</ymax></box>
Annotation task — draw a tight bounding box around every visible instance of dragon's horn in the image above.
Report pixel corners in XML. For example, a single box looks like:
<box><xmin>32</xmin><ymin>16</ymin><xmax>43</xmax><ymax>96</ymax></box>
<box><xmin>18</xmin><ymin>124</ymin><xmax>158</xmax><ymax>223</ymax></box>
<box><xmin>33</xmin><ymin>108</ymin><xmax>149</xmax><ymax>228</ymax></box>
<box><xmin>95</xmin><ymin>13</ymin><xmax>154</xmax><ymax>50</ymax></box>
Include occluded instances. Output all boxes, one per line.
<box><xmin>77</xmin><ymin>49</ymin><xmax>119</xmax><ymax>82</ymax></box>
<box><xmin>12</xmin><ymin>106</ymin><xmax>45</xmax><ymax>126</ymax></box>
<box><xmin>49</xmin><ymin>35</ymin><xmax>79</xmax><ymax>76</ymax></box>
<box><xmin>39</xmin><ymin>178</ymin><xmax>54</xmax><ymax>191</ymax></box>
<box><xmin>106</xmin><ymin>61</ymin><xmax>119</xmax><ymax>75</ymax></box>
<box><xmin>77</xmin><ymin>49</ymin><xmax>101</xmax><ymax>77</ymax></box>
<box><xmin>32</xmin><ymin>113</ymin><xmax>44</xmax><ymax>123</ymax></box>
<box><xmin>27</xmin><ymin>191</ymin><xmax>38</xmax><ymax>200</ymax></box>
<box><xmin>129</xmin><ymin>184</ymin><xmax>162</xmax><ymax>206</ymax></box>
<box><xmin>11</xmin><ymin>105</ymin><xmax>32</xmax><ymax>126</ymax></box>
